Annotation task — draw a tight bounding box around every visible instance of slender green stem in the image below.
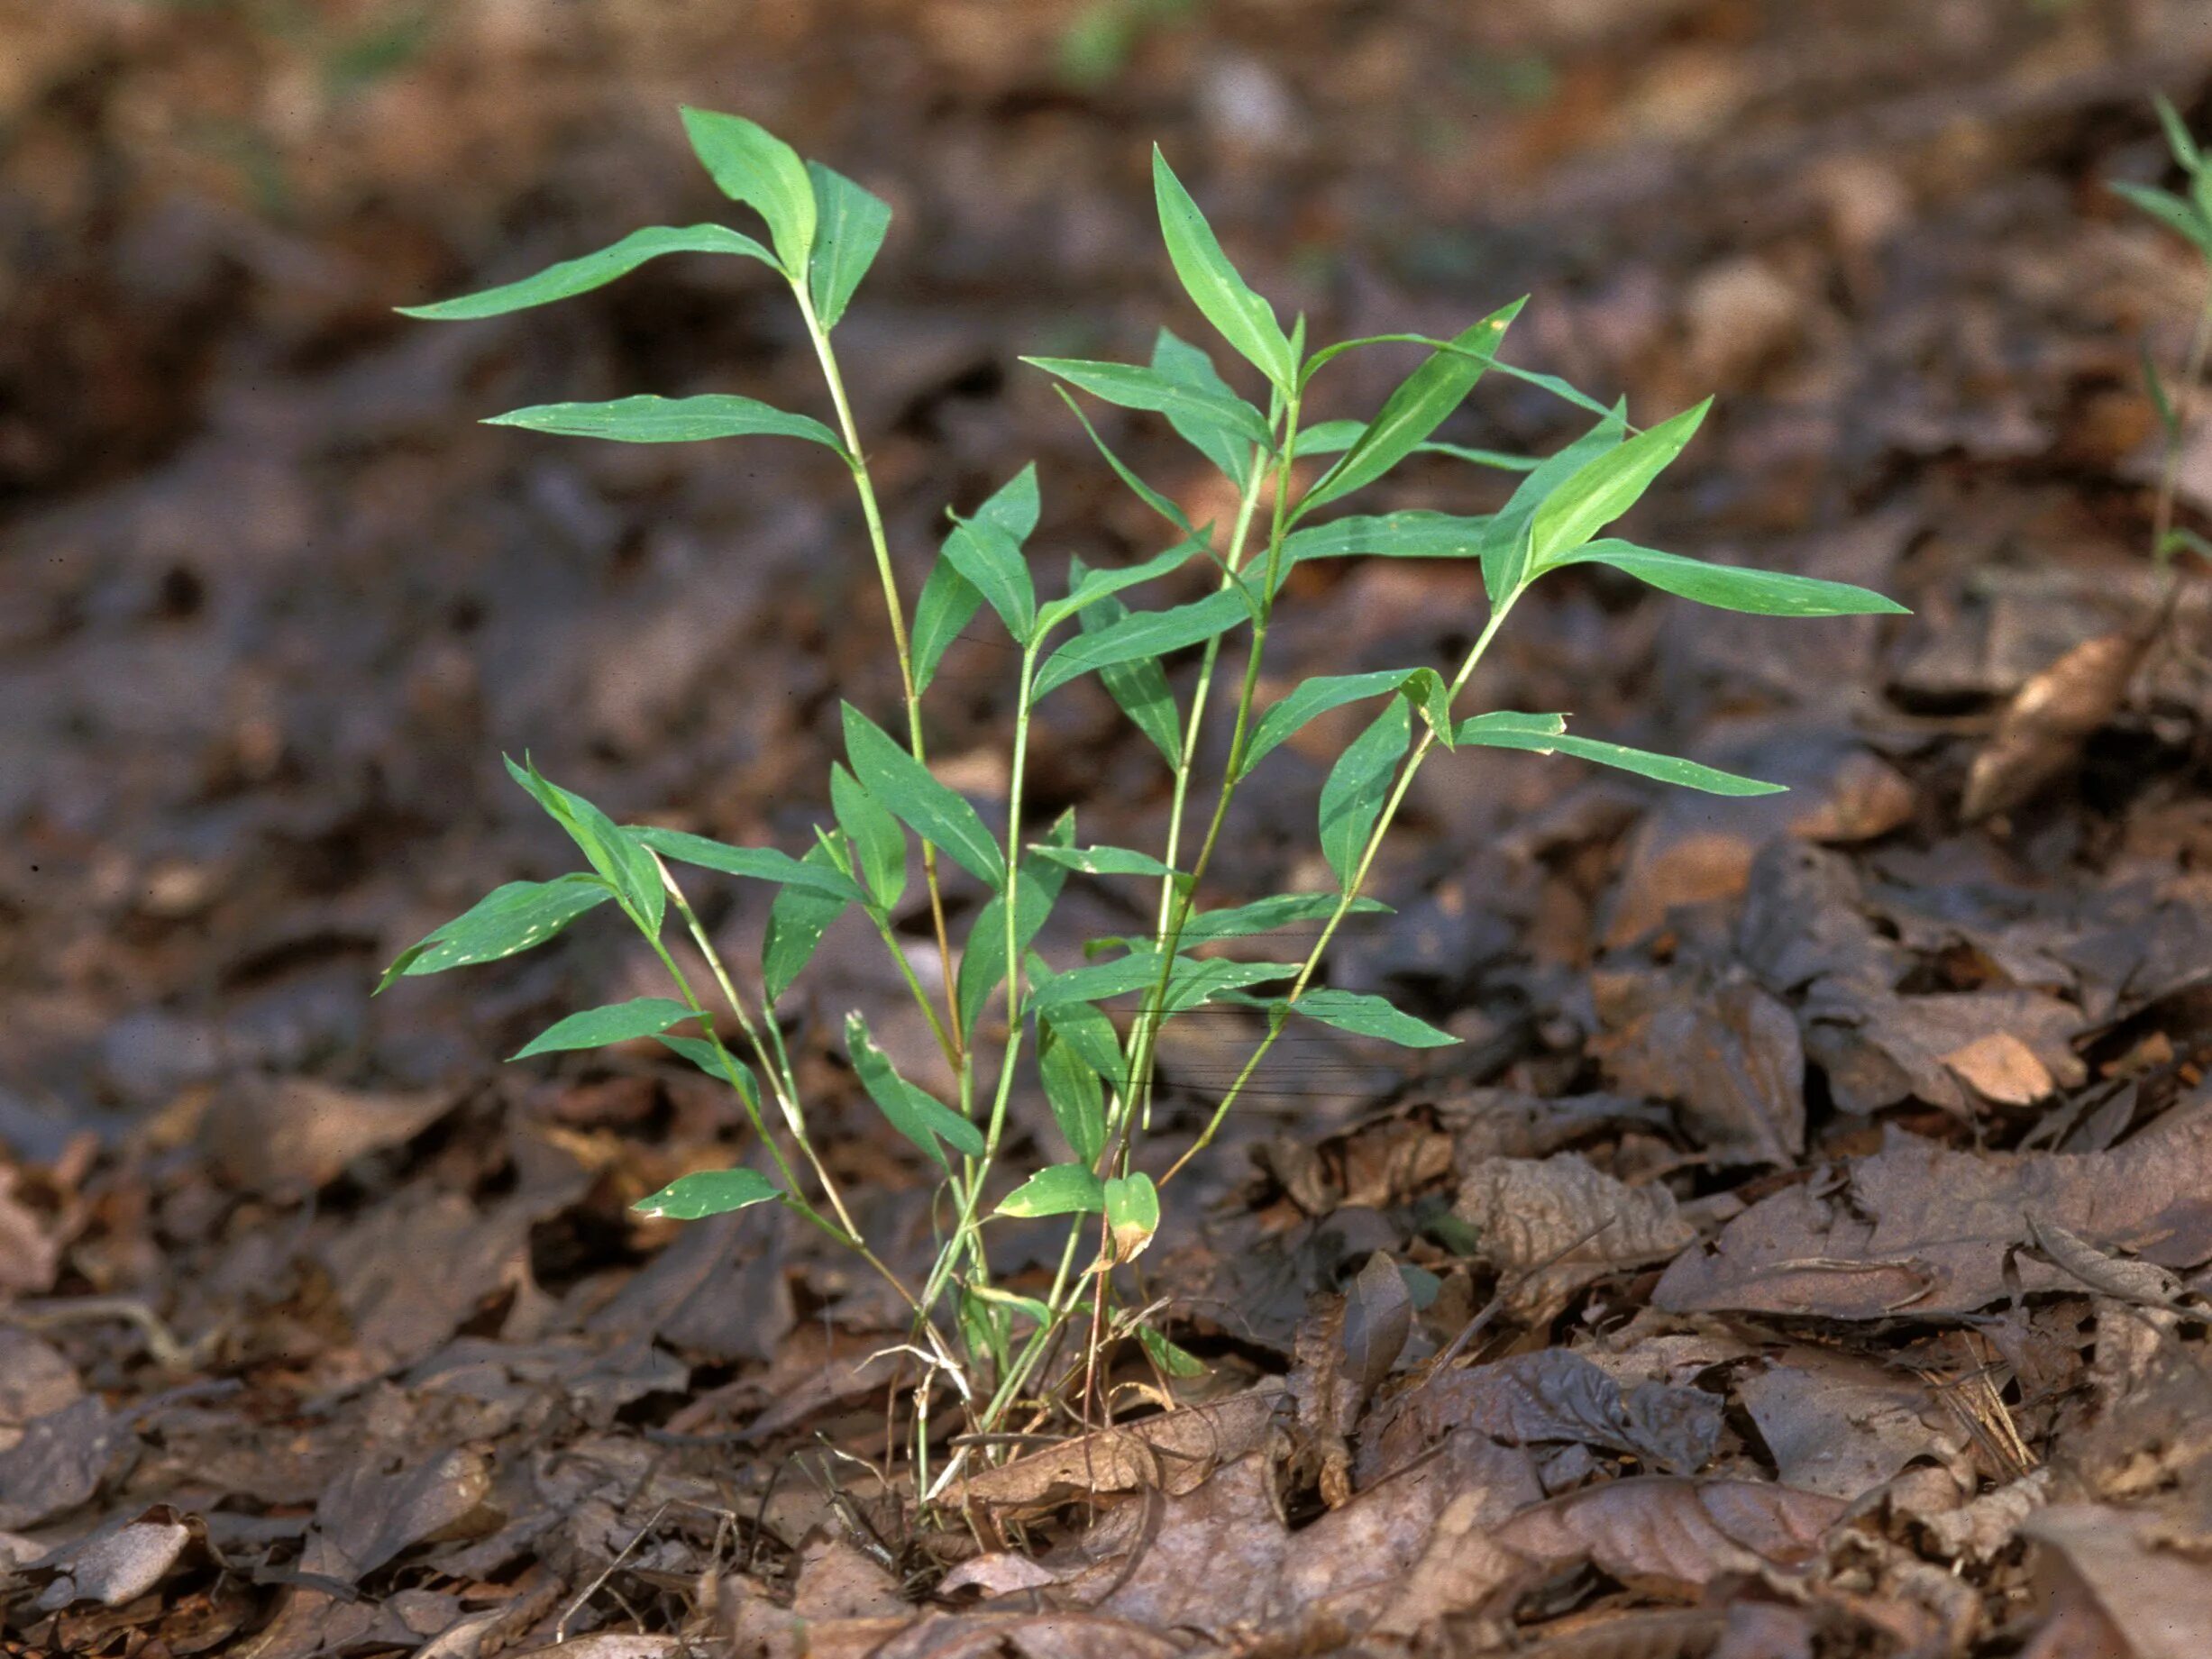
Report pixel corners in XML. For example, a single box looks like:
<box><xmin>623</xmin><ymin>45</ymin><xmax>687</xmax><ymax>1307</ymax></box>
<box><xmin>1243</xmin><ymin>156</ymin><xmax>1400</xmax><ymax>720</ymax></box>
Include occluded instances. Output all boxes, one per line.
<box><xmin>2153</xmin><ymin>277</ymin><xmax>2212</xmax><ymax>565</ymax></box>
<box><xmin>795</xmin><ymin>280</ymin><xmax>966</xmax><ymax>1062</ymax></box>
<box><xmin>1162</xmin><ymin>593</ymin><xmax>1521</xmax><ymax>1184</ymax></box>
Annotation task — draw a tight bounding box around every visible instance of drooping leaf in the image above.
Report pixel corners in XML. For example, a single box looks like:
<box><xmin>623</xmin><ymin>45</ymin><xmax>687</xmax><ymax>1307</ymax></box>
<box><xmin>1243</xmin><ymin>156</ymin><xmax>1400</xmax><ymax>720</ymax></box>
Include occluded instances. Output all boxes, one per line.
<box><xmin>996</xmin><ymin>1162</ymin><xmax>1106</xmax><ymax>1219</ymax></box>
<box><xmin>1291</xmin><ymin>418</ymin><xmax>1368</xmax><ymax>458</ymax></box>
<box><xmin>486</xmin><ymin>395</ymin><xmax>845</xmax><ymax>452</ymax></box>
<box><xmin>377</xmin><ymin>874</ymin><xmax>614</xmax><ymax>991</ymax></box>
<box><xmin>1151</xmin><ymin>327</ymin><xmax>1257</xmax><ymax>482</ymax></box>
<box><xmin>1160</xmin><ymin>955</ymin><xmax>1299</xmax><ymax>1018</ymax></box>
<box><xmin>1299</xmin><ymin>300</ymin><xmax>1523</xmax><ymax>515</ymax></box>
<box><xmin>678</xmin><ymin>105</ymin><xmax>818</xmax><ymax>274</ymax></box>
<box><xmin>1151</xmin><ymin>148</ymin><xmax>1296</xmax><ymax>391</ymax></box>
<box><xmin>2155</xmin><ymin>93</ymin><xmax>2204</xmax><ymax>172</ymax></box>
<box><xmin>841</xmin><ymin>702</ymin><xmax>1006</xmax><ymax>887</ymax></box>
<box><xmin>911</xmin><ymin>561</ymin><xmax>984</xmax><ymax>697</ymax></box>
<box><xmin>1052</xmin><ymin>388</ymin><xmax>1201</xmax><ymax>538</ymax></box>
<box><xmin>1073</xmin><ymin>571</ymin><xmax>1183</xmax><ymax>764</ymax></box>
<box><xmin>1104</xmin><ymin>1171</ymin><xmax>1162</xmax><ymax>1259</ymax></box>
<box><xmin>627</xmin><ymin>825</ymin><xmax>866</xmax><ymax>902</ymax></box>
<box><xmin>955</xmin><ymin>812</ymin><xmax>1073</xmax><ymax>1036</ymax></box>
<box><xmin>1040</xmin><ymin>998</ymin><xmax>1130</xmax><ymax>1093</ymax></box>
<box><xmin>1038</xmin><ymin>1026</ymin><xmax>1109</xmax><ymax>1163</ymax></box>
<box><xmin>805</xmin><ymin>160</ymin><xmax>891</xmax><ymax>328</ymax></box>
<box><xmin>514</xmin><ymin>997</ymin><xmax>697</xmax><ymax>1060</ymax></box>
<box><xmin>1318</xmin><ymin>697</ymin><xmax>1410</xmax><ymax>889</ymax></box>
<box><xmin>1402</xmin><ymin>667</ymin><xmax>1457</xmax><ymax>745</ymax></box>
<box><xmin>398</xmin><ymin>224</ymin><xmax>775</xmax><ymax>321</ymax></box>
<box><xmin>1023</xmin><ymin>357</ymin><xmax>1273</xmax><ymax>448</ymax></box>
<box><xmin>1239</xmin><ymin>669</ymin><xmax>1423</xmax><ymax>779</ymax></box>
<box><xmin>845</xmin><ymin>1010</ymin><xmax>983</xmax><ymax>1166</ymax></box>
<box><xmin>1175</xmin><ymin>891</ymin><xmax>1387</xmax><ymax>945</ymax></box>
<box><xmin>1479</xmin><ymin>402</ymin><xmax>1629</xmax><ymax>603</ymax></box>
<box><xmin>1138</xmin><ymin>1322</ymin><xmax>1208</xmax><ymax>1378</ymax></box>
<box><xmin>763</xmin><ymin>836</ymin><xmax>853</xmax><ymax>1000</ymax></box>
<box><xmin>1280</xmin><ymin>987</ymin><xmax>1458</xmax><ymax>1048</ymax></box>
<box><xmin>828</xmin><ymin>763</ymin><xmax>907</xmax><ymax>910</ymax></box>
<box><xmin>1281</xmin><ymin>511</ymin><xmax>1494</xmax><ymax>579</ymax></box>
<box><xmin>2110</xmin><ymin>181</ymin><xmax>2212</xmax><ymax>254</ymax></box>
<box><xmin>1038</xmin><ymin>536</ymin><xmax>1205</xmax><ymax>635</ymax></box>
<box><xmin>1548</xmin><ymin>540</ymin><xmax>1908</xmax><ymax>617</ymax></box>
<box><xmin>1453</xmin><ymin>716</ymin><xmax>1785</xmax><ymax>797</ymax></box>
<box><xmin>632</xmin><ymin>1167</ymin><xmax>781</xmax><ymax>1220</ymax></box>
<box><xmin>1033</xmin><ymin>587</ymin><xmax>1248</xmax><ymax>702</ymax></box>
<box><xmin>1528</xmin><ymin>400</ymin><xmax>1712</xmax><ymax>571</ymax></box>
<box><xmin>1031</xmin><ymin>844</ymin><xmax>1181</xmax><ymax>879</ymax></box>
<box><xmin>506</xmin><ymin>757</ymin><xmax>664</xmax><ymax>932</ymax></box>
<box><xmin>1028</xmin><ymin>949</ymin><xmax>1167</xmax><ymax>1012</ymax></box>
<box><xmin>656</xmin><ymin>1034</ymin><xmax>759</xmax><ymax>1106</ymax></box>
<box><xmin>941</xmin><ymin>514</ymin><xmax>1037</xmax><ymax>642</ymax></box>
<box><xmin>1420</xmin><ymin>440</ymin><xmax>1540</xmax><ymax>471</ymax></box>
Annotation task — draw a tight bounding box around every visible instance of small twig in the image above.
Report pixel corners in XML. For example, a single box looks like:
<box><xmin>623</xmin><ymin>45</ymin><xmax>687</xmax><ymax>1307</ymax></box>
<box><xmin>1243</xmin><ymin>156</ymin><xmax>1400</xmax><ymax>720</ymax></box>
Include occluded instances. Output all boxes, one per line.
<box><xmin>555</xmin><ymin>1500</ymin><xmax>670</xmax><ymax>1642</ymax></box>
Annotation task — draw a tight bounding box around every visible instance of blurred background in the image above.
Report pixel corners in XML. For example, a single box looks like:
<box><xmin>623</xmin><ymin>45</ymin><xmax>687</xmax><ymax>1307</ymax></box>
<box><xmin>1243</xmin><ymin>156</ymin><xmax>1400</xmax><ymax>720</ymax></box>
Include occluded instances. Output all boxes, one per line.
<box><xmin>5</xmin><ymin>0</ymin><xmax>2210</xmax><ymax>1152</ymax></box>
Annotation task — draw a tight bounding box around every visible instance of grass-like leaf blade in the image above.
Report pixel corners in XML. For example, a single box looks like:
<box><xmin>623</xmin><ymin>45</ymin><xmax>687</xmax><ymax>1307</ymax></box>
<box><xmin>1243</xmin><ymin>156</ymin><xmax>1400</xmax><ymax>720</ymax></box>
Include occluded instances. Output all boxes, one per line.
<box><xmin>1479</xmin><ymin>403</ymin><xmax>1627</xmax><ymax>603</ymax></box>
<box><xmin>1550</xmin><ymin>541</ymin><xmax>1909</xmax><ymax>617</ymax></box>
<box><xmin>487</xmin><ymin>394</ymin><xmax>845</xmax><ymax>452</ymax></box>
<box><xmin>633</xmin><ymin>1168</ymin><xmax>780</xmax><ymax>1220</ymax></box>
<box><xmin>1073</xmin><ymin>574</ymin><xmax>1184</xmax><ymax>764</ymax></box>
<box><xmin>1318</xmin><ymin>697</ymin><xmax>1410</xmax><ymax>890</ymax></box>
<box><xmin>1033</xmin><ymin>587</ymin><xmax>1248</xmax><ymax>702</ymax></box>
<box><xmin>942</xmin><ymin>515</ymin><xmax>1037</xmax><ymax>643</ymax></box>
<box><xmin>1529</xmin><ymin>399</ymin><xmax>1711</xmax><ymax>570</ymax></box>
<box><xmin>1453</xmin><ymin>716</ymin><xmax>1784</xmax><ymax>797</ymax></box>
<box><xmin>398</xmin><ymin>224</ymin><xmax>777</xmax><ymax>321</ymax></box>
<box><xmin>679</xmin><ymin>105</ymin><xmax>818</xmax><ymax>274</ymax></box>
<box><xmin>845</xmin><ymin>1011</ymin><xmax>984</xmax><ymax>1165</ymax></box>
<box><xmin>1239</xmin><ymin>669</ymin><xmax>1421</xmax><ymax>778</ymax></box>
<box><xmin>1151</xmin><ymin>328</ymin><xmax>1257</xmax><ymax>482</ymax></box>
<box><xmin>628</xmin><ymin>825</ymin><xmax>866</xmax><ymax>902</ymax></box>
<box><xmin>1282</xmin><ymin>987</ymin><xmax>1458</xmax><ymax>1048</ymax></box>
<box><xmin>1024</xmin><ymin>357</ymin><xmax>1274</xmax><ymax>448</ymax></box>
<box><xmin>514</xmin><ymin>996</ymin><xmax>696</xmax><ymax>1059</ymax></box>
<box><xmin>377</xmin><ymin>875</ymin><xmax>613</xmax><ymax>991</ymax></box>
<box><xmin>763</xmin><ymin>837</ymin><xmax>853</xmax><ymax>1000</ymax></box>
<box><xmin>806</xmin><ymin>161</ymin><xmax>891</xmax><ymax>328</ymax></box>
<box><xmin>829</xmin><ymin>763</ymin><xmax>908</xmax><ymax>909</ymax></box>
<box><xmin>2110</xmin><ymin>181</ymin><xmax>2212</xmax><ymax>254</ymax></box>
<box><xmin>996</xmin><ymin>1162</ymin><xmax>1106</xmax><ymax>1219</ymax></box>
<box><xmin>841</xmin><ymin>703</ymin><xmax>1006</xmax><ymax>887</ymax></box>
<box><xmin>1151</xmin><ymin>148</ymin><xmax>1296</xmax><ymax>391</ymax></box>
<box><xmin>506</xmin><ymin>757</ymin><xmax>664</xmax><ymax>933</ymax></box>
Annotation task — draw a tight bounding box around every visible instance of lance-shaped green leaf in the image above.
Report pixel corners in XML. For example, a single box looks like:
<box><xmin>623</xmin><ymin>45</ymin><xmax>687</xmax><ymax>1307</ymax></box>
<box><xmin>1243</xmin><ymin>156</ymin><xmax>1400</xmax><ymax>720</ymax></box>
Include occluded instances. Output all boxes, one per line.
<box><xmin>1038</xmin><ymin>1030</ymin><xmax>1108</xmax><ymax>1163</ymax></box>
<box><xmin>377</xmin><ymin>874</ymin><xmax>613</xmax><ymax>991</ymax></box>
<box><xmin>763</xmin><ymin>836</ymin><xmax>853</xmax><ymax>1000</ymax></box>
<box><xmin>1072</xmin><ymin>570</ymin><xmax>1183</xmax><ymax>764</ymax></box>
<box><xmin>996</xmin><ymin>1162</ymin><xmax>1106</xmax><ymax>1219</ymax></box>
<box><xmin>1528</xmin><ymin>399</ymin><xmax>1711</xmax><ymax>571</ymax></box>
<box><xmin>828</xmin><ymin>763</ymin><xmax>907</xmax><ymax>909</ymax></box>
<box><xmin>1053</xmin><ymin>389</ymin><xmax>1202</xmax><ymax>544</ymax></box>
<box><xmin>1547</xmin><ymin>540</ymin><xmax>1909</xmax><ymax>618</ymax></box>
<box><xmin>1024</xmin><ymin>357</ymin><xmax>1273</xmax><ymax>448</ymax></box>
<box><xmin>1420</xmin><ymin>441</ymin><xmax>1540</xmax><ymax>472</ymax></box>
<box><xmin>506</xmin><ymin>757</ymin><xmax>664</xmax><ymax>932</ymax></box>
<box><xmin>1151</xmin><ymin>148</ymin><xmax>1296</xmax><ymax>391</ymax></box>
<box><xmin>1151</xmin><ymin>327</ymin><xmax>1257</xmax><ymax>481</ymax></box>
<box><xmin>845</xmin><ymin>1011</ymin><xmax>983</xmax><ymax>1166</ymax></box>
<box><xmin>1033</xmin><ymin>587</ymin><xmax>1248</xmax><ymax>702</ymax></box>
<box><xmin>633</xmin><ymin>1168</ymin><xmax>781</xmax><ymax>1220</ymax></box>
<box><xmin>1479</xmin><ymin>402</ymin><xmax>1628</xmax><ymax>603</ymax></box>
<box><xmin>955</xmin><ymin>811</ymin><xmax>1073</xmax><ymax>1036</ymax></box>
<box><xmin>1104</xmin><ymin>1171</ymin><xmax>1161</xmax><ymax>1260</ymax></box>
<box><xmin>627</xmin><ymin>825</ymin><xmax>865</xmax><ymax>903</ymax></box>
<box><xmin>1161</xmin><ymin>955</ymin><xmax>1298</xmax><ymax>1017</ymax></box>
<box><xmin>1031</xmin><ymin>844</ymin><xmax>1181</xmax><ymax>879</ymax></box>
<box><xmin>2111</xmin><ymin>181</ymin><xmax>2212</xmax><ymax>254</ymax></box>
<box><xmin>1239</xmin><ymin>668</ymin><xmax>1425</xmax><ymax>779</ymax></box>
<box><xmin>942</xmin><ymin>514</ymin><xmax>1037</xmax><ymax>642</ymax></box>
<box><xmin>1278</xmin><ymin>987</ymin><xmax>1458</xmax><ymax>1048</ymax></box>
<box><xmin>679</xmin><ymin>105</ymin><xmax>818</xmax><ymax>274</ymax></box>
<box><xmin>1037</xmin><ymin>536</ymin><xmax>1203</xmax><ymax>636</ymax></box>
<box><xmin>842</xmin><ymin>702</ymin><xmax>1005</xmax><ymax>886</ymax></box>
<box><xmin>1453</xmin><ymin>715</ymin><xmax>1784</xmax><ymax>797</ymax></box>
<box><xmin>1175</xmin><ymin>891</ymin><xmax>1387</xmax><ymax>945</ymax></box>
<box><xmin>1028</xmin><ymin>948</ymin><xmax>1167</xmax><ymax>1012</ymax></box>
<box><xmin>398</xmin><ymin>224</ymin><xmax>777</xmax><ymax>321</ymax></box>
<box><xmin>1281</xmin><ymin>512</ymin><xmax>1494</xmax><ymax>580</ymax></box>
<box><xmin>1291</xmin><ymin>418</ymin><xmax>1367</xmax><ymax>459</ymax></box>
<box><xmin>1040</xmin><ymin>998</ymin><xmax>1129</xmax><ymax>1093</ymax></box>
<box><xmin>514</xmin><ymin>997</ymin><xmax>697</xmax><ymax>1060</ymax></box>
<box><xmin>486</xmin><ymin>394</ymin><xmax>845</xmax><ymax>452</ymax></box>
<box><xmin>1299</xmin><ymin>301</ymin><xmax>1522</xmax><ymax>516</ymax></box>
<box><xmin>1318</xmin><ymin>697</ymin><xmax>1410</xmax><ymax>889</ymax></box>
<box><xmin>805</xmin><ymin>161</ymin><xmax>891</xmax><ymax>328</ymax></box>
<box><xmin>656</xmin><ymin>1034</ymin><xmax>759</xmax><ymax>1107</ymax></box>
<box><xmin>911</xmin><ymin>464</ymin><xmax>1039</xmax><ymax>692</ymax></box>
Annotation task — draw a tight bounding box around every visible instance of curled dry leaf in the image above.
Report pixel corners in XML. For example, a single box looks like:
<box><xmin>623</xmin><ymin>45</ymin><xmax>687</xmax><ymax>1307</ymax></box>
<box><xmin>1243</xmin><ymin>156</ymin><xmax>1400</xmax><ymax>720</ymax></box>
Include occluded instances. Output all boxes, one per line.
<box><xmin>1735</xmin><ymin>1349</ymin><xmax>1967</xmax><ymax>1501</ymax></box>
<box><xmin>1455</xmin><ymin>1154</ymin><xmax>1698</xmax><ymax>1318</ymax></box>
<box><xmin>957</xmin><ymin>1381</ymin><xmax>1286</xmax><ymax>1513</ymax></box>
<box><xmin>27</xmin><ymin>1509</ymin><xmax>195</xmax><ymax>1611</ymax></box>
<box><xmin>1489</xmin><ymin>1476</ymin><xmax>1845</xmax><ymax>1597</ymax></box>
<box><xmin>2024</xmin><ymin>1504</ymin><xmax>2212</xmax><ymax>1659</ymax></box>
<box><xmin>1657</xmin><ymin>1098</ymin><xmax>2212</xmax><ymax>1319</ymax></box>
<box><xmin>1961</xmin><ymin>627</ymin><xmax>2148</xmax><ymax>823</ymax></box>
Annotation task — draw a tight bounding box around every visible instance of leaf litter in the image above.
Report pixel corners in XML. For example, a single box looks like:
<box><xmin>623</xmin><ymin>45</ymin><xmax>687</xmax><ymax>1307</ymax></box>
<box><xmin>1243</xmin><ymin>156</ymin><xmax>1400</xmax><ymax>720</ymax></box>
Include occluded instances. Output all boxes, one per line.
<box><xmin>8</xmin><ymin>3</ymin><xmax>2212</xmax><ymax>1654</ymax></box>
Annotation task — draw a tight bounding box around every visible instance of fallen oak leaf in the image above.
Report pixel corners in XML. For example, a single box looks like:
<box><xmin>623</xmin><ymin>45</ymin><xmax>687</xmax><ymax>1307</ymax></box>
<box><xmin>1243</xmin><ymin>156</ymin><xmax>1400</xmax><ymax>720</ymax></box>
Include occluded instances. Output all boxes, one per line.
<box><xmin>956</xmin><ymin>1381</ymin><xmax>1287</xmax><ymax>1514</ymax></box>
<box><xmin>1961</xmin><ymin>627</ymin><xmax>2148</xmax><ymax>823</ymax></box>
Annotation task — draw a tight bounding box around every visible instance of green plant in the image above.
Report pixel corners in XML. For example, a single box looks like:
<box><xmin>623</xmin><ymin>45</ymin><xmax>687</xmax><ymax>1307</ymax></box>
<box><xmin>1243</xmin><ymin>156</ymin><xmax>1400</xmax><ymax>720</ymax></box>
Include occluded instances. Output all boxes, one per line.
<box><xmin>2112</xmin><ymin>95</ymin><xmax>2212</xmax><ymax>570</ymax></box>
<box><xmin>386</xmin><ymin>106</ymin><xmax>1903</xmax><ymax>1491</ymax></box>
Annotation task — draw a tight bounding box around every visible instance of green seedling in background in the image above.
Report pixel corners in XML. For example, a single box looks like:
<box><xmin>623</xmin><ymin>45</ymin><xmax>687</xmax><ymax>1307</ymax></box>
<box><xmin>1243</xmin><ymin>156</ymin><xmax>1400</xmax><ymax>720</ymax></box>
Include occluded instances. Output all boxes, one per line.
<box><xmin>388</xmin><ymin>105</ymin><xmax>1904</xmax><ymax>1499</ymax></box>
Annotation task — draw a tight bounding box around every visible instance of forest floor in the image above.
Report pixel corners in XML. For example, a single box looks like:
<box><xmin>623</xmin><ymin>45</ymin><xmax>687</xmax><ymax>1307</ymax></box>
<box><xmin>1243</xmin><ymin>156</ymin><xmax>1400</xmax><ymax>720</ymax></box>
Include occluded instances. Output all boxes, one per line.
<box><xmin>7</xmin><ymin>2</ymin><xmax>2212</xmax><ymax>1654</ymax></box>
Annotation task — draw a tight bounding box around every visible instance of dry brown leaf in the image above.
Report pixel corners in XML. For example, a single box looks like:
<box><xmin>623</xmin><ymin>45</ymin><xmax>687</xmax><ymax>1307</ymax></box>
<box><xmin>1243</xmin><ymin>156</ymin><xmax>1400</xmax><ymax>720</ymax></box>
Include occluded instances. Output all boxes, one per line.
<box><xmin>2024</xmin><ymin>1505</ymin><xmax>2212</xmax><ymax>1659</ymax></box>
<box><xmin>1962</xmin><ymin>628</ymin><xmax>2148</xmax><ymax>823</ymax></box>
<box><xmin>1490</xmin><ymin>1476</ymin><xmax>1845</xmax><ymax>1596</ymax></box>
<box><xmin>1594</xmin><ymin>971</ymin><xmax>1805</xmax><ymax>1165</ymax></box>
<box><xmin>1735</xmin><ymin>1349</ymin><xmax>1966</xmax><ymax>1501</ymax></box>
<box><xmin>1657</xmin><ymin>1098</ymin><xmax>2212</xmax><ymax>1319</ymax></box>
<box><xmin>957</xmin><ymin>1381</ymin><xmax>1285</xmax><ymax>1512</ymax></box>
<box><xmin>198</xmin><ymin>1076</ymin><xmax>454</xmax><ymax>1198</ymax></box>
<box><xmin>1455</xmin><ymin>1154</ymin><xmax>1698</xmax><ymax>1318</ymax></box>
